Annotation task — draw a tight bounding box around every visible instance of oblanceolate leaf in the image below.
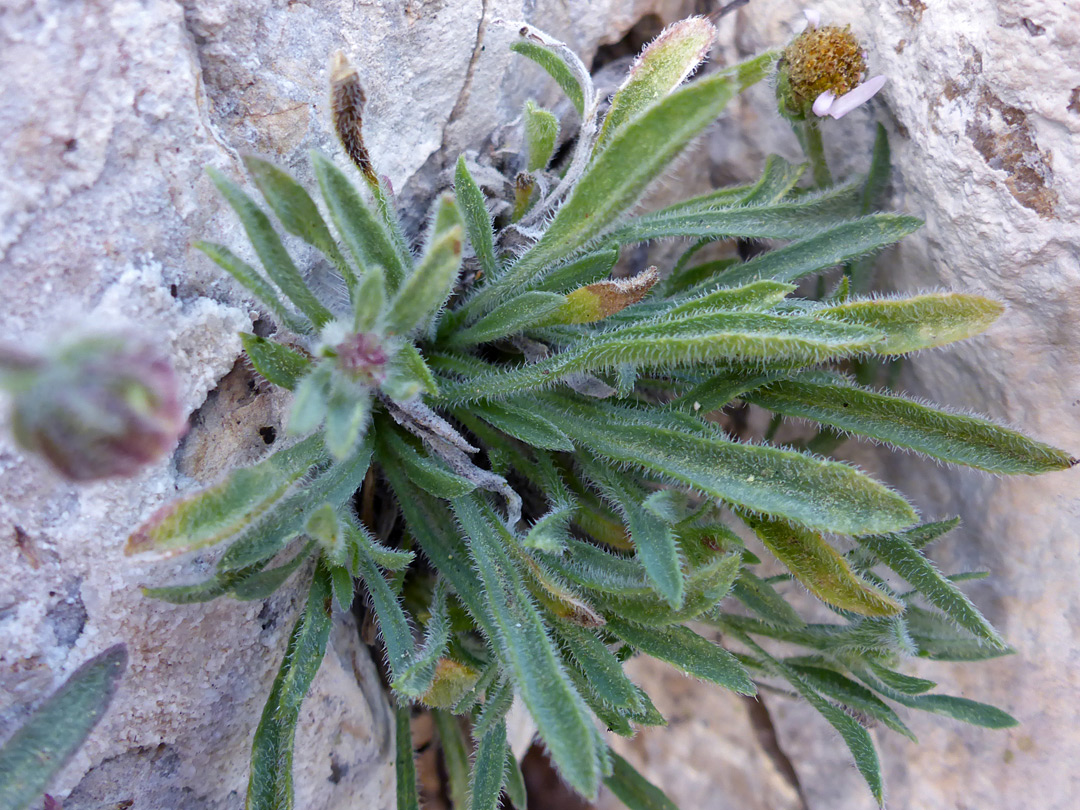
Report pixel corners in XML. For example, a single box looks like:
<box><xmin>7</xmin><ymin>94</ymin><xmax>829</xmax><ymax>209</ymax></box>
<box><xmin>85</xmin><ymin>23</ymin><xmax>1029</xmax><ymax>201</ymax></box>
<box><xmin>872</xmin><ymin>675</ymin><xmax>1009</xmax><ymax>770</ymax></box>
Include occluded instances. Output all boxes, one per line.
<box><xmin>472</xmin><ymin>399</ymin><xmax>575</xmax><ymax>452</ymax></box>
<box><xmin>450</xmin><ymin>291</ymin><xmax>567</xmax><ymax>348</ymax></box>
<box><xmin>606</xmin><ymin>618</ymin><xmax>755</xmax><ymax>695</ymax></box>
<box><xmin>468</xmin><ymin>720</ymin><xmax>509</xmax><ymax>810</ymax></box>
<box><xmin>241</xmin><ymin>334</ymin><xmax>312</xmax><ymax>390</ymax></box>
<box><xmin>246</xmin><ymin>562</ymin><xmax>333</xmax><ymax>810</ymax></box>
<box><xmin>243</xmin><ymin>155</ymin><xmax>357</xmax><ymax>291</ymax></box>
<box><xmin>451</xmin><ymin>494</ymin><xmax>601</xmax><ymax>799</ymax></box>
<box><xmin>747</xmin><ymin>375</ymin><xmax>1073</xmax><ymax>474</ymax></box>
<box><xmin>595</xmin><ymin>16</ymin><xmax>716</xmax><ymax>149</ymax></box>
<box><xmin>472</xmin><ymin>60</ymin><xmax>766</xmax><ymax>311</ymax></box>
<box><xmin>126</xmin><ymin>435</ymin><xmax>325</xmax><ymax>558</ymax></box>
<box><xmin>217</xmin><ymin>436</ymin><xmax>372</xmax><ymax>571</ymax></box>
<box><xmin>395</xmin><ymin>704</ymin><xmax>421</xmax><ymax>810</ymax></box>
<box><xmin>387</xmin><ymin>197</ymin><xmax>464</xmax><ymax>334</ymax></box>
<box><xmin>311</xmin><ymin>150</ymin><xmax>410</xmax><ymax>292</ymax></box>
<box><xmin>0</xmin><ymin>645</ymin><xmax>127</xmax><ymax>810</ymax></box>
<box><xmin>854</xmin><ymin>530</ymin><xmax>1005</xmax><ymax>646</ymax></box>
<box><xmin>815</xmin><ymin>293</ymin><xmax>1004</xmax><ymax>354</ymax></box>
<box><xmin>788</xmin><ymin>662</ymin><xmax>916</xmax><ymax>740</ymax></box>
<box><xmin>524</xmin><ymin>101</ymin><xmax>560</xmax><ymax>172</ymax></box>
<box><xmin>230</xmin><ymin>541</ymin><xmax>315</xmax><ymax>601</ymax></box>
<box><xmin>454</xmin><ymin>156</ymin><xmax>499</xmax><ymax>279</ymax></box>
<box><xmin>603</xmin><ymin>752</ymin><xmax>679</xmax><ymax>810</ymax></box>
<box><xmin>556</xmin><ymin>623</ymin><xmax>642</xmax><ymax>711</ymax></box>
<box><xmin>543</xmin><ymin>398</ymin><xmax>918</xmax><ymax>536</ymax></box>
<box><xmin>393</xmin><ymin>580</ymin><xmax>451</xmax><ymax>698</ymax></box>
<box><xmin>741</xmin><ymin>512</ymin><xmax>903</xmax><ymax>617</ymax></box>
<box><xmin>511</xmin><ymin>39</ymin><xmax>586</xmax><ymax>115</ymax></box>
<box><xmin>444</xmin><ymin>312</ymin><xmax>882</xmax><ymax>403</ymax></box>
<box><xmin>194</xmin><ymin>242</ymin><xmax>311</xmax><ymax>334</ymax></box>
<box><xmin>534</xmin><ymin>249</ymin><xmax>620</xmax><ymax>293</ymax></box>
<box><xmin>729</xmin><ymin>629</ymin><xmax>884</xmax><ymax>806</ymax></box>
<box><xmin>376</xmin><ymin>426</ymin><xmax>477</xmax><ymax>499</ymax></box>
<box><xmin>579</xmin><ymin>459</ymin><xmax>684</xmax><ymax>609</ymax></box>
<box><xmin>207</xmin><ymin>167</ymin><xmax>333</xmax><ymax>329</ymax></box>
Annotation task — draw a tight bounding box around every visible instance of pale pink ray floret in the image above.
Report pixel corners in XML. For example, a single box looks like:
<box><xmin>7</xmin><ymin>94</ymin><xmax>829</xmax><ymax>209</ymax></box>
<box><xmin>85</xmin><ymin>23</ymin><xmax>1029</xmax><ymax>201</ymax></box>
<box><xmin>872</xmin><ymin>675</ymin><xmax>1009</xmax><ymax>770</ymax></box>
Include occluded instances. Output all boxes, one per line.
<box><xmin>802</xmin><ymin>9</ymin><xmax>886</xmax><ymax>119</ymax></box>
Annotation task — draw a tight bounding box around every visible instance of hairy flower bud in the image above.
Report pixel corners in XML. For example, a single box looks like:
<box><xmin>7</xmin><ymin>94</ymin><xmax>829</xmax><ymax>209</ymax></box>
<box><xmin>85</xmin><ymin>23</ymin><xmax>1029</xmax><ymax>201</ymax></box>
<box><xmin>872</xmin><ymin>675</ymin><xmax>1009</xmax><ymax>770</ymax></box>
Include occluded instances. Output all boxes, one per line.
<box><xmin>3</xmin><ymin>336</ymin><xmax>186</xmax><ymax>481</ymax></box>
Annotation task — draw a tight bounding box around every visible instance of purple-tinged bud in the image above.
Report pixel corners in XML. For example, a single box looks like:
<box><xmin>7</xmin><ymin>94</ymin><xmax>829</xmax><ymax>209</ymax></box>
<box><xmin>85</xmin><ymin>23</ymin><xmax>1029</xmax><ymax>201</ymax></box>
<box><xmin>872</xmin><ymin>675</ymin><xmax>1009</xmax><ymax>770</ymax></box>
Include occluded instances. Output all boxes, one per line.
<box><xmin>2</xmin><ymin>336</ymin><xmax>186</xmax><ymax>481</ymax></box>
<box><xmin>334</xmin><ymin>331</ymin><xmax>389</xmax><ymax>384</ymax></box>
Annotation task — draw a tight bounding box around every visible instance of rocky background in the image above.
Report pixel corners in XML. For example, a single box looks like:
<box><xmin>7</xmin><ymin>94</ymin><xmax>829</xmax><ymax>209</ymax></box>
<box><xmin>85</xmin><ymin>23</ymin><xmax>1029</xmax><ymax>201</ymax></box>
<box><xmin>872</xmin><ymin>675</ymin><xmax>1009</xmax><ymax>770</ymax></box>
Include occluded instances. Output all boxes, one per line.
<box><xmin>1</xmin><ymin>1</ymin><xmax>1077</xmax><ymax>809</ymax></box>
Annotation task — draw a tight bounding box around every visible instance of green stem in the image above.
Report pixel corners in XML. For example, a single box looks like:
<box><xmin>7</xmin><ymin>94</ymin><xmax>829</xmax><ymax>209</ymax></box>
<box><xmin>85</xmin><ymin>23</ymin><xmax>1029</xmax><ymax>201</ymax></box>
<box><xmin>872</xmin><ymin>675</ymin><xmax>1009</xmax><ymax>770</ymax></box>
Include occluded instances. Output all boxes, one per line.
<box><xmin>797</xmin><ymin>119</ymin><xmax>833</xmax><ymax>189</ymax></box>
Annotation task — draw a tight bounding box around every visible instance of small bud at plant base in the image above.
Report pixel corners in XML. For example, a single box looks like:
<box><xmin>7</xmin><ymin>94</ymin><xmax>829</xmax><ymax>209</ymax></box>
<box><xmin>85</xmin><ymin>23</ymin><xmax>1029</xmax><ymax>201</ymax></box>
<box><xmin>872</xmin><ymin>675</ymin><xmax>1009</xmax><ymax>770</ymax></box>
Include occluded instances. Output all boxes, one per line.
<box><xmin>1</xmin><ymin>335</ymin><xmax>186</xmax><ymax>481</ymax></box>
<box><xmin>775</xmin><ymin>15</ymin><xmax>884</xmax><ymax>121</ymax></box>
<box><xmin>334</xmin><ymin>331</ymin><xmax>389</xmax><ymax>384</ymax></box>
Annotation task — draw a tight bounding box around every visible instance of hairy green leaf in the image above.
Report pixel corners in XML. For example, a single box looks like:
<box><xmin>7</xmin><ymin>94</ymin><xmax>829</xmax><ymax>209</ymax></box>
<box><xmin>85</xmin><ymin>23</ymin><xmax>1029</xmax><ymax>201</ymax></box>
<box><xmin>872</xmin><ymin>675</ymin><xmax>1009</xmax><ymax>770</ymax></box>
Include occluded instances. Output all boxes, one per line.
<box><xmin>741</xmin><ymin>513</ymin><xmax>903</xmax><ymax>617</ymax></box>
<box><xmin>450</xmin><ymin>291</ymin><xmax>567</xmax><ymax>348</ymax></box>
<box><xmin>311</xmin><ymin>151</ymin><xmax>410</xmax><ymax>292</ymax></box>
<box><xmin>748</xmin><ymin>375</ymin><xmax>1073</xmax><ymax>473</ymax></box>
<box><xmin>603</xmin><ymin>752</ymin><xmax>679</xmax><ymax>810</ymax></box>
<box><xmin>472</xmin><ymin>398</ymin><xmax>575</xmax><ymax>452</ymax></box>
<box><xmin>387</xmin><ymin>198</ymin><xmax>464</xmax><ymax>334</ymax></box>
<box><xmin>395</xmin><ymin>704</ymin><xmax>420</xmax><ymax>810</ymax></box>
<box><xmin>452</xmin><ymin>494</ymin><xmax>601</xmax><ymax>798</ymax></box>
<box><xmin>208</xmin><ymin>167</ymin><xmax>333</xmax><ymax>328</ymax></box>
<box><xmin>544</xmin><ymin>399</ymin><xmax>918</xmax><ymax>536</ymax></box>
<box><xmin>607</xmin><ymin>618</ymin><xmax>755</xmax><ymax>695</ymax></box>
<box><xmin>126</xmin><ymin>435</ymin><xmax>325</xmax><ymax>558</ymax></box>
<box><xmin>524</xmin><ymin>101</ymin><xmax>560</xmax><ymax>172</ymax></box>
<box><xmin>510</xmin><ymin>41</ymin><xmax>585</xmax><ymax>115</ymax></box>
<box><xmin>469</xmin><ymin>720</ymin><xmax>508</xmax><ymax>810</ymax></box>
<box><xmin>815</xmin><ymin>293</ymin><xmax>1004</xmax><ymax>354</ymax></box>
<box><xmin>241</xmin><ymin>334</ymin><xmax>312</xmax><ymax>390</ymax></box>
<box><xmin>243</xmin><ymin>155</ymin><xmax>357</xmax><ymax>291</ymax></box>
<box><xmin>455</xmin><ymin>156</ymin><xmax>499</xmax><ymax>278</ymax></box>
<box><xmin>217</xmin><ymin>437</ymin><xmax>372</xmax><ymax>571</ymax></box>
<box><xmin>247</xmin><ymin>562</ymin><xmax>332</xmax><ymax>810</ymax></box>
<box><xmin>0</xmin><ymin>645</ymin><xmax>126</xmax><ymax>810</ymax></box>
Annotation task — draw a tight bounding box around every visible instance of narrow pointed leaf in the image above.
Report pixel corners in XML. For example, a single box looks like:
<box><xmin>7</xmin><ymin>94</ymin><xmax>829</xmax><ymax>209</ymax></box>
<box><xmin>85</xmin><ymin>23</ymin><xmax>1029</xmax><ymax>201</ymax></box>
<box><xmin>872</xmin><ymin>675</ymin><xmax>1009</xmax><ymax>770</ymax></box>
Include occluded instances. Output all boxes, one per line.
<box><xmin>450</xmin><ymin>291</ymin><xmax>566</xmax><ymax>347</ymax></box>
<box><xmin>311</xmin><ymin>151</ymin><xmax>410</xmax><ymax>292</ymax></box>
<box><xmin>469</xmin><ymin>720</ymin><xmax>509</xmax><ymax>810</ymax></box>
<box><xmin>243</xmin><ymin>155</ymin><xmax>357</xmax><ymax>291</ymax></box>
<box><xmin>218</xmin><ymin>437</ymin><xmax>372</xmax><ymax>570</ymax></box>
<box><xmin>353</xmin><ymin>264</ymin><xmax>386</xmax><ymax>332</ymax></box>
<box><xmin>788</xmin><ymin>663</ymin><xmax>916</xmax><ymax>740</ymax></box>
<box><xmin>387</xmin><ymin>206</ymin><xmax>463</xmax><ymax>333</ymax></box>
<box><xmin>126</xmin><ymin>435</ymin><xmax>325</xmax><ymax>558</ymax></box>
<box><xmin>855</xmin><ymin>531</ymin><xmax>1005</xmax><ymax>645</ymax></box>
<box><xmin>747</xmin><ymin>376</ymin><xmax>1073</xmax><ymax>474</ymax></box>
<box><xmin>730</xmin><ymin>629</ymin><xmax>884</xmax><ymax>805</ymax></box>
<box><xmin>444</xmin><ymin>312</ymin><xmax>881</xmax><ymax>403</ymax></box>
<box><xmin>287</xmin><ymin>365</ymin><xmax>332</xmax><ymax>436</ymax></box>
<box><xmin>0</xmin><ymin>645</ymin><xmax>127</xmax><ymax>810</ymax></box>
<box><xmin>544</xmin><ymin>399</ymin><xmax>918</xmax><ymax>536</ymax></box>
<box><xmin>534</xmin><ymin>249</ymin><xmax>620</xmax><ymax>293</ymax></box>
<box><xmin>815</xmin><ymin>293</ymin><xmax>1004</xmax><ymax>354</ymax></box>
<box><xmin>556</xmin><ymin>623</ymin><xmax>641</xmax><ymax>711</ymax></box>
<box><xmin>668</xmin><ymin>280</ymin><xmax>795</xmax><ymax>316</ymax></box>
<box><xmin>603</xmin><ymin>753</ymin><xmax>679</xmax><ymax>810</ymax></box>
<box><xmin>473</xmin><ymin>399</ymin><xmax>574</xmax><ymax>452</ymax></box>
<box><xmin>607</xmin><ymin>618</ymin><xmax>755</xmax><ymax>695</ymax></box>
<box><xmin>715</xmin><ymin>215</ymin><xmax>922</xmax><ymax>288</ymax></box>
<box><xmin>510</xmin><ymin>41</ymin><xmax>585</xmax><ymax>115</ymax></box>
<box><xmin>455</xmin><ymin>156</ymin><xmax>499</xmax><ymax>278</ymax></box>
<box><xmin>595</xmin><ymin>16</ymin><xmax>716</xmax><ymax>149</ymax></box>
<box><xmin>241</xmin><ymin>334</ymin><xmax>312</xmax><ymax>390</ymax></box>
<box><xmin>474</xmin><ymin>65</ymin><xmax>757</xmax><ymax>309</ymax></box>
<box><xmin>580</xmin><ymin>460</ymin><xmax>684</xmax><ymax>608</ymax></box>
<box><xmin>195</xmin><ymin>241</ymin><xmax>312</xmax><ymax>334</ymax></box>
<box><xmin>452</xmin><ymin>494</ymin><xmax>601</xmax><ymax>799</ymax></box>
<box><xmin>246</xmin><ymin>562</ymin><xmax>332</xmax><ymax>810</ymax></box>
<box><xmin>524</xmin><ymin>100</ymin><xmax>560</xmax><ymax>171</ymax></box>
<box><xmin>504</xmin><ymin>747</ymin><xmax>528</xmax><ymax>809</ymax></box>
<box><xmin>741</xmin><ymin>513</ymin><xmax>903</xmax><ymax>617</ymax></box>
<box><xmin>230</xmin><ymin>542</ymin><xmax>315</xmax><ymax>601</ymax></box>
<box><xmin>377</xmin><ymin>426</ymin><xmax>477</xmax><ymax>499</ymax></box>
<box><xmin>207</xmin><ymin>168</ymin><xmax>333</xmax><ymax>328</ymax></box>
<box><xmin>905</xmin><ymin>607</ymin><xmax>1013</xmax><ymax>661</ymax></box>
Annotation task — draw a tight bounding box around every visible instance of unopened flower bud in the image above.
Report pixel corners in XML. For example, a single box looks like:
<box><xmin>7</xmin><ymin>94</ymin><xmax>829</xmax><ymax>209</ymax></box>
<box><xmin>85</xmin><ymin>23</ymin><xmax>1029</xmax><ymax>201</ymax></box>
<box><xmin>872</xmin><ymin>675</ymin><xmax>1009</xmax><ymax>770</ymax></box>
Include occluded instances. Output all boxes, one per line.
<box><xmin>2</xmin><ymin>336</ymin><xmax>186</xmax><ymax>481</ymax></box>
<box><xmin>334</xmin><ymin>331</ymin><xmax>389</xmax><ymax>384</ymax></box>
